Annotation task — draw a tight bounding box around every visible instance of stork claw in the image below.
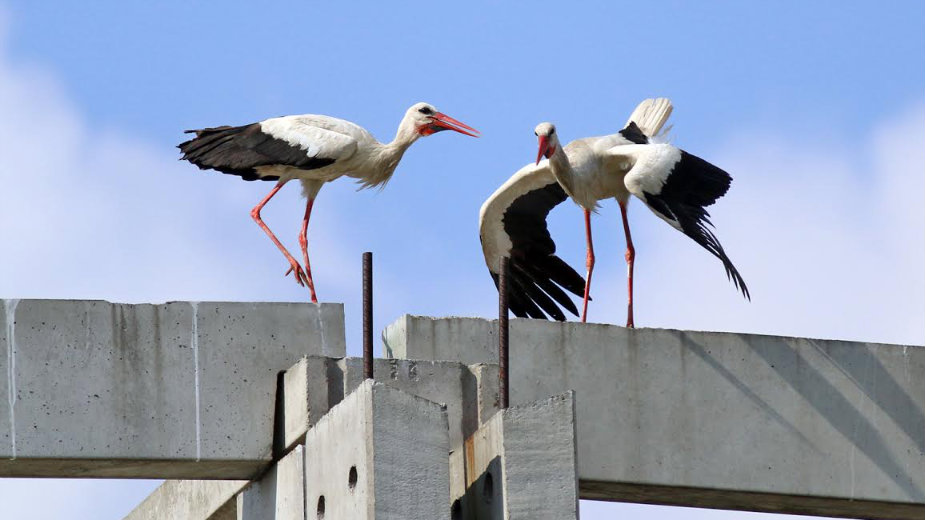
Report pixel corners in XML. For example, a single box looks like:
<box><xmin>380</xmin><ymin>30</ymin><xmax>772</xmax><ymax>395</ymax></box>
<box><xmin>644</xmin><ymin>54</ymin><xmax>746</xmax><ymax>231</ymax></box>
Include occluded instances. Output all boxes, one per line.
<box><xmin>284</xmin><ymin>261</ymin><xmax>310</xmax><ymax>287</ymax></box>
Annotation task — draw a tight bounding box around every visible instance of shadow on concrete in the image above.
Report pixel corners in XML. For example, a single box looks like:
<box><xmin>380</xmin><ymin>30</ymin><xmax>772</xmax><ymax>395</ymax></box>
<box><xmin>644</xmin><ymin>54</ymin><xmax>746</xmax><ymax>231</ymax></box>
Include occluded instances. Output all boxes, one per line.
<box><xmin>747</xmin><ymin>335</ymin><xmax>923</xmax><ymax>502</ymax></box>
<box><xmin>809</xmin><ymin>340</ymin><xmax>925</xmax><ymax>455</ymax></box>
<box><xmin>682</xmin><ymin>333</ymin><xmax>820</xmax><ymax>455</ymax></box>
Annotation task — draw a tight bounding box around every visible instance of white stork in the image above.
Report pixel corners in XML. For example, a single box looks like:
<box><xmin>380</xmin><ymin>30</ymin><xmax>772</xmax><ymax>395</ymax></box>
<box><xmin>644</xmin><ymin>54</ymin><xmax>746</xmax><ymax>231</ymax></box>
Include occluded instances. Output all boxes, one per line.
<box><xmin>479</xmin><ymin>98</ymin><xmax>749</xmax><ymax>326</ymax></box>
<box><xmin>179</xmin><ymin>102</ymin><xmax>479</xmax><ymax>302</ymax></box>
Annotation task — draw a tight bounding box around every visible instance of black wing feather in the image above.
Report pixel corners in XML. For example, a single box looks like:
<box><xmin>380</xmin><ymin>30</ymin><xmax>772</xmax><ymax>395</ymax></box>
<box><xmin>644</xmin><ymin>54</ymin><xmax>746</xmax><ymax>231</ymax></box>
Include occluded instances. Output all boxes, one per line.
<box><xmin>495</xmin><ymin>181</ymin><xmax>586</xmax><ymax>320</ymax></box>
<box><xmin>643</xmin><ymin>151</ymin><xmax>749</xmax><ymax>299</ymax></box>
<box><xmin>178</xmin><ymin>123</ymin><xmax>335</xmax><ymax>181</ymax></box>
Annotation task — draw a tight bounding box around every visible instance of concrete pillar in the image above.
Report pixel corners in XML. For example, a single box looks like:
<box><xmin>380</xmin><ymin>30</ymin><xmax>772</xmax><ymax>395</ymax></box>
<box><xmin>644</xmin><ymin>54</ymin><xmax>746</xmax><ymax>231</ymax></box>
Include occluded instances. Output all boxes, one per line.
<box><xmin>303</xmin><ymin>380</ymin><xmax>450</xmax><ymax>520</ymax></box>
<box><xmin>459</xmin><ymin>392</ymin><xmax>579</xmax><ymax>520</ymax></box>
<box><xmin>283</xmin><ymin>356</ymin><xmax>493</xmax><ymax>503</ymax></box>
<box><xmin>281</xmin><ymin>356</ymin><xmax>344</xmax><ymax>452</ymax></box>
<box><xmin>237</xmin><ymin>446</ymin><xmax>305</xmax><ymax>520</ymax></box>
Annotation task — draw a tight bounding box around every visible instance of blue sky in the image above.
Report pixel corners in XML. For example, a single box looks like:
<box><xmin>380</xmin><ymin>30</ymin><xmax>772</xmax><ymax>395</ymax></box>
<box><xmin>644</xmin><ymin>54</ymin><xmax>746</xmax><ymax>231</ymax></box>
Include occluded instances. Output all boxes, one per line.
<box><xmin>0</xmin><ymin>1</ymin><xmax>923</xmax><ymax>518</ymax></box>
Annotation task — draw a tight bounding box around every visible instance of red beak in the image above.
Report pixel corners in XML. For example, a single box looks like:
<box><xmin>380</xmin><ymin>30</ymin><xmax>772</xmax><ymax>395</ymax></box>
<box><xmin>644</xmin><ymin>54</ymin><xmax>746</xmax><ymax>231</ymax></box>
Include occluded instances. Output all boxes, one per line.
<box><xmin>427</xmin><ymin>112</ymin><xmax>480</xmax><ymax>137</ymax></box>
<box><xmin>536</xmin><ymin>135</ymin><xmax>549</xmax><ymax>165</ymax></box>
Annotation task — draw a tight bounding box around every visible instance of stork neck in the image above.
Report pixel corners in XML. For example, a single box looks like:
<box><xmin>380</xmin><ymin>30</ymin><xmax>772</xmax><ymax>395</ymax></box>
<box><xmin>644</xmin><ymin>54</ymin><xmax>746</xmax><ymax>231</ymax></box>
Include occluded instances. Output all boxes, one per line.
<box><xmin>386</xmin><ymin>121</ymin><xmax>421</xmax><ymax>155</ymax></box>
<box><xmin>366</xmin><ymin>123</ymin><xmax>419</xmax><ymax>182</ymax></box>
<box><xmin>547</xmin><ymin>147</ymin><xmax>576</xmax><ymax>193</ymax></box>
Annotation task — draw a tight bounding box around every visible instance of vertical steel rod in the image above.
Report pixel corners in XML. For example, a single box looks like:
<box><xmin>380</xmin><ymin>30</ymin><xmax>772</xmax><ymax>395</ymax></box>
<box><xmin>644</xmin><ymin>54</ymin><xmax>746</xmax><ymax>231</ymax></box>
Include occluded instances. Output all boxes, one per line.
<box><xmin>499</xmin><ymin>256</ymin><xmax>510</xmax><ymax>409</ymax></box>
<box><xmin>363</xmin><ymin>252</ymin><xmax>373</xmax><ymax>380</ymax></box>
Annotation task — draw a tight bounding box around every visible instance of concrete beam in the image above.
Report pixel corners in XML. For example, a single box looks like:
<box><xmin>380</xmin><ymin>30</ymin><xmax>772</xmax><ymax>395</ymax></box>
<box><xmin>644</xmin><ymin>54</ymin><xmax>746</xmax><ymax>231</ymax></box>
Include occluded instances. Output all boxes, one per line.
<box><xmin>384</xmin><ymin>315</ymin><xmax>925</xmax><ymax>520</ymax></box>
<box><xmin>0</xmin><ymin>299</ymin><xmax>345</xmax><ymax>479</ymax></box>
<box><xmin>303</xmin><ymin>380</ymin><xmax>450</xmax><ymax>520</ymax></box>
<box><xmin>459</xmin><ymin>392</ymin><xmax>579</xmax><ymax>520</ymax></box>
<box><xmin>123</xmin><ymin>479</ymin><xmax>247</xmax><ymax>520</ymax></box>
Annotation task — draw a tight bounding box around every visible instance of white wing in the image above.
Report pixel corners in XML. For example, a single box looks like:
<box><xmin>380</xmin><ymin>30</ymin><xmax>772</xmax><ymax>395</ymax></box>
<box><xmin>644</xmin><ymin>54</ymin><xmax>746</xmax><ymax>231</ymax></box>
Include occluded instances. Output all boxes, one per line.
<box><xmin>259</xmin><ymin>115</ymin><xmax>360</xmax><ymax>163</ymax></box>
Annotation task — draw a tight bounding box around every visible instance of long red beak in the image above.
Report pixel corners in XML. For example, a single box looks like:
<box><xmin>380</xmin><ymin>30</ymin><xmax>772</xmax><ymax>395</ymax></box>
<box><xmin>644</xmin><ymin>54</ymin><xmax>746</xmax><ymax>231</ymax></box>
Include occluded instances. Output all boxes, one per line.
<box><xmin>536</xmin><ymin>136</ymin><xmax>549</xmax><ymax>165</ymax></box>
<box><xmin>429</xmin><ymin>112</ymin><xmax>480</xmax><ymax>137</ymax></box>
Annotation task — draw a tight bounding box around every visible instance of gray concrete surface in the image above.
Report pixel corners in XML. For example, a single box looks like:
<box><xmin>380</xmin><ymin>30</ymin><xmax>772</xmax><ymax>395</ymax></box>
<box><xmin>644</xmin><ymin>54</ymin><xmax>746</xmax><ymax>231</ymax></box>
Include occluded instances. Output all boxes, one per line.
<box><xmin>283</xmin><ymin>356</ymin><xmax>486</xmax><ymax>451</ymax></box>
<box><xmin>0</xmin><ymin>299</ymin><xmax>345</xmax><ymax>478</ymax></box>
<box><xmin>303</xmin><ymin>380</ymin><xmax>450</xmax><ymax>520</ymax></box>
<box><xmin>385</xmin><ymin>315</ymin><xmax>925</xmax><ymax>520</ymax></box>
<box><xmin>124</xmin><ymin>479</ymin><xmax>246</xmax><ymax>520</ymax></box>
<box><xmin>237</xmin><ymin>445</ymin><xmax>305</xmax><ymax>520</ymax></box>
<box><xmin>460</xmin><ymin>392</ymin><xmax>579</xmax><ymax>520</ymax></box>
<box><xmin>280</xmin><ymin>356</ymin><xmax>343</xmax><ymax>451</ymax></box>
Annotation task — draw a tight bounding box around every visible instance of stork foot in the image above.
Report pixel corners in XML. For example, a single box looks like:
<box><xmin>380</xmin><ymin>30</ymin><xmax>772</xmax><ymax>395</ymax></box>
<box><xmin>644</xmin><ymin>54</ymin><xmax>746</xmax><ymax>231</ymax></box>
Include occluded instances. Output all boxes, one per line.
<box><xmin>283</xmin><ymin>260</ymin><xmax>310</xmax><ymax>287</ymax></box>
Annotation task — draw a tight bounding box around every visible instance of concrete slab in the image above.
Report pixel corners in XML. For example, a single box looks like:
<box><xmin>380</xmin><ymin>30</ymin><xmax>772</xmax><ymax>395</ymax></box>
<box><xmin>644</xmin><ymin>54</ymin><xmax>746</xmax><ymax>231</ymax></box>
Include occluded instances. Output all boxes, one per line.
<box><xmin>303</xmin><ymin>380</ymin><xmax>450</xmax><ymax>520</ymax></box>
<box><xmin>0</xmin><ymin>299</ymin><xmax>345</xmax><ymax>478</ymax></box>
<box><xmin>123</xmin><ymin>479</ymin><xmax>247</xmax><ymax>520</ymax></box>
<box><xmin>385</xmin><ymin>315</ymin><xmax>925</xmax><ymax>520</ymax></box>
<box><xmin>460</xmin><ymin>392</ymin><xmax>579</xmax><ymax>520</ymax></box>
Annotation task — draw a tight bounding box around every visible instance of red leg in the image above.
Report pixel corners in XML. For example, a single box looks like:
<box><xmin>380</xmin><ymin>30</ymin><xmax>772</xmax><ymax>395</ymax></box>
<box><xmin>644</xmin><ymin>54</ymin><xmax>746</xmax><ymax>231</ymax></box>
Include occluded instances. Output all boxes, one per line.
<box><xmin>250</xmin><ymin>181</ymin><xmax>310</xmax><ymax>288</ymax></box>
<box><xmin>581</xmin><ymin>209</ymin><xmax>595</xmax><ymax>323</ymax></box>
<box><xmin>619</xmin><ymin>201</ymin><xmax>635</xmax><ymax>328</ymax></box>
<box><xmin>297</xmin><ymin>198</ymin><xmax>319</xmax><ymax>303</ymax></box>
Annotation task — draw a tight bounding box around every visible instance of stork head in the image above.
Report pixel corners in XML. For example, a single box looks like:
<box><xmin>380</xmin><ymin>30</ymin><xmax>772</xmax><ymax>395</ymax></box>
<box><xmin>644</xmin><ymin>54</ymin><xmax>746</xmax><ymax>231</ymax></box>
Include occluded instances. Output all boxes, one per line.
<box><xmin>407</xmin><ymin>102</ymin><xmax>480</xmax><ymax>138</ymax></box>
<box><xmin>534</xmin><ymin>122</ymin><xmax>559</xmax><ymax>164</ymax></box>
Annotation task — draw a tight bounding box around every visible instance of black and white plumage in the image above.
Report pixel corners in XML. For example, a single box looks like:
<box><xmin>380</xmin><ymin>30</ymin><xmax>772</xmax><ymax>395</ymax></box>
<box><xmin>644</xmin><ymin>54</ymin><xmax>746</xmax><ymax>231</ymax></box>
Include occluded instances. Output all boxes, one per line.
<box><xmin>479</xmin><ymin>98</ymin><xmax>748</xmax><ymax>325</ymax></box>
<box><xmin>180</xmin><ymin>102</ymin><xmax>479</xmax><ymax>302</ymax></box>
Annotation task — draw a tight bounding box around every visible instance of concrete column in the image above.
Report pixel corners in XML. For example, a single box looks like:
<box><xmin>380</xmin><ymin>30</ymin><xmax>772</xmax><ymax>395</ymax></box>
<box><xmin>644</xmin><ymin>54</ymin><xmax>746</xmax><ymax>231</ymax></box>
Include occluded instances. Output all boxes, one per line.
<box><xmin>303</xmin><ymin>380</ymin><xmax>450</xmax><ymax>520</ymax></box>
<box><xmin>237</xmin><ymin>446</ymin><xmax>305</xmax><ymax>520</ymax></box>
<box><xmin>281</xmin><ymin>356</ymin><xmax>344</xmax><ymax>452</ymax></box>
<box><xmin>459</xmin><ymin>392</ymin><xmax>579</xmax><ymax>520</ymax></box>
<box><xmin>283</xmin><ymin>356</ymin><xmax>492</xmax><ymax>502</ymax></box>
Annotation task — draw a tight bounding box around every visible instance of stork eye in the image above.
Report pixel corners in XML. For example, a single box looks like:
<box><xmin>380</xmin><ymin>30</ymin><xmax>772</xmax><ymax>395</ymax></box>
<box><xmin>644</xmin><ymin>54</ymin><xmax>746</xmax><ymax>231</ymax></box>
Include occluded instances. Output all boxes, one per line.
<box><xmin>549</xmin><ymin>128</ymin><xmax>555</xmax><ymax>135</ymax></box>
<box><xmin>418</xmin><ymin>107</ymin><xmax>433</xmax><ymax>115</ymax></box>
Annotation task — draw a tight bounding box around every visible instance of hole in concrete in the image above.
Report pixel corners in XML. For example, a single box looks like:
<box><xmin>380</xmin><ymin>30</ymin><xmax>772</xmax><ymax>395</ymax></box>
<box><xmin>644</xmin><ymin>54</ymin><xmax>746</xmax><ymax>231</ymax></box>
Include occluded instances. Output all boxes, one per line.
<box><xmin>451</xmin><ymin>498</ymin><xmax>462</xmax><ymax>520</ymax></box>
<box><xmin>316</xmin><ymin>495</ymin><xmax>325</xmax><ymax>518</ymax></box>
<box><xmin>482</xmin><ymin>471</ymin><xmax>494</xmax><ymax>503</ymax></box>
<box><xmin>348</xmin><ymin>465</ymin><xmax>358</xmax><ymax>490</ymax></box>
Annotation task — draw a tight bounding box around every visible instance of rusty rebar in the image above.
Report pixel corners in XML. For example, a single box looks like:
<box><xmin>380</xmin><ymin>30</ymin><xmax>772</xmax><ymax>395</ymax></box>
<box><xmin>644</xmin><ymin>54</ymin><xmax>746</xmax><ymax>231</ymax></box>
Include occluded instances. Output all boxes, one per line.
<box><xmin>499</xmin><ymin>256</ymin><xmax>510</xmax><ymax>409</ymax></box>
<box><xmin>363</xmin><ymin>252</ymin><xmax>373</xmax><ymax>380</ymax></box>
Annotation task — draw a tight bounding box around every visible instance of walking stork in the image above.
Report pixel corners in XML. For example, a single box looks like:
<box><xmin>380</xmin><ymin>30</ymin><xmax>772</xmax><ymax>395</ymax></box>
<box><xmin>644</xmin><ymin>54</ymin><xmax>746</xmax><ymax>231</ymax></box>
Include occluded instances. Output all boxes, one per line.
<box><xmin>479</xmin><ymin>98</ymin><xmax>748</xmax><ymax>326</ymax></box>
<box><xmin>179</xmin><ymin>102</ymin><xmax>479</xmax><ymax>302</ymax></box>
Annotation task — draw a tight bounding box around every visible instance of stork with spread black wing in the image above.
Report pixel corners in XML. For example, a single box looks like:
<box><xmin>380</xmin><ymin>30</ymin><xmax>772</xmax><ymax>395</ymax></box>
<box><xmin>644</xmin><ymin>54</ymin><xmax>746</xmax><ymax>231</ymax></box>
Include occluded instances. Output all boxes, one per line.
<box><xmin>479</xmin><ymin>98</ymin><xmax>674</xmax><ymax>323</ymax></box>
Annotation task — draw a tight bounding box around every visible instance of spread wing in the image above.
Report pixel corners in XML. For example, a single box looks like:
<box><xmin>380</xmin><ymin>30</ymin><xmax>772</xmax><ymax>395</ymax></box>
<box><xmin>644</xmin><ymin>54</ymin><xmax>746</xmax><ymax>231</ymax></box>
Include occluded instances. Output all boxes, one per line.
<box><xmin>615</xmin><ymin>143</ymin><xmax>750</xmax><ymax>299</ymax></box>
<box><xmin>479</xmin><ymin>162</ymin><xmax>586</xmax><ymax>320</ymax></box>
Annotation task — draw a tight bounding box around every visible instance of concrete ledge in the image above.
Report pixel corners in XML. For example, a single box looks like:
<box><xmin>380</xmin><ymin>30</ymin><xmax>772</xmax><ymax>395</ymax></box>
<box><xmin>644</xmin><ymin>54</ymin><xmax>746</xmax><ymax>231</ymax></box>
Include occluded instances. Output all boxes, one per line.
<box><xmin>0</xmin><ymin>299</ymin><xmax>345</xmax><ymax>478</ymax></box>
<box><xmin>385</xmin><ymin>315</ymin><xmax>925</xmax><ymax>519</ymax></box>
<box><xmin>124</xmin><ymin>479</ymin><xmax>246</xmax><ymax>520</ymax></box>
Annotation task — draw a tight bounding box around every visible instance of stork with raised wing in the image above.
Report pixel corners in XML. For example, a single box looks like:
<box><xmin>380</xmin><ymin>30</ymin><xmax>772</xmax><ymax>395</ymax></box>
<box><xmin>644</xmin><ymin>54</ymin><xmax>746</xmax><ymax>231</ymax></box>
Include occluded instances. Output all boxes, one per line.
<box><xmin>179</xmin><ymin>103</ymin><xmax>479</xmax><ymax>302</ymax></box>
<box><xmin>479</xmin><ymin>98</ymin><xmax>748</xmax><ymax>326</ymax></box>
